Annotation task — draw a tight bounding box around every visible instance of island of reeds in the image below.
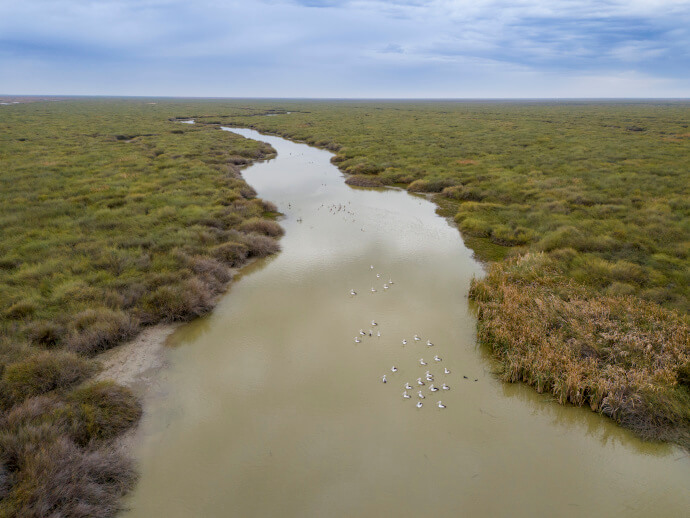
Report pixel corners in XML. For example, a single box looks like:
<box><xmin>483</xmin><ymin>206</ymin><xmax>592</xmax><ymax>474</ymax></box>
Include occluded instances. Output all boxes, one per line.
<box><xmin>1</xmin><ymin>98</ymin><xmax>688</xmax><ymax>516</ymax></box>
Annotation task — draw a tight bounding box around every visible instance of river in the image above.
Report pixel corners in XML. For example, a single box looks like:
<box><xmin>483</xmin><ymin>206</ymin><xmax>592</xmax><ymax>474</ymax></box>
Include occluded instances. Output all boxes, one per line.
<box><xmin>122</xmin><ymin>127</ymin><xmax>690</xmax><ymax>517</ymax></box>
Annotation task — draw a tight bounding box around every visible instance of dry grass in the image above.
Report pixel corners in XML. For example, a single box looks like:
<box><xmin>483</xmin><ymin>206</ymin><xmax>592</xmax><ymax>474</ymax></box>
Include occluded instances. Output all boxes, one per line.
<box><xmin>470</xmin><ymin>253</ymin><xmax>690</xmax><ymax>447</ymax></box>
<box><xmin>345</xmin><ymin>175</ymin><xmax>384</xmax><ymax>187</ymax></box>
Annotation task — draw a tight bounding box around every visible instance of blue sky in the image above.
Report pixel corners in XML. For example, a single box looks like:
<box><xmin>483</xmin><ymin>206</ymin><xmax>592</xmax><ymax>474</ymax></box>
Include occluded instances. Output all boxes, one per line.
<box><xmin>1</xmin><ymin>0</ymin><xmax>689</xmax><ymax>97</ymax></box>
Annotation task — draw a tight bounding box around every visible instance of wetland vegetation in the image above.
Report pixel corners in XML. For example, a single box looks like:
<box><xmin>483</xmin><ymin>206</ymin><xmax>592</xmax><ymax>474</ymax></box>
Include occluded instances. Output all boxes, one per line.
<box><xmin>1</xmin><ymin>98</ymin><xmax>689</xmax><ymax>515</ymax></box>
<box><xmin>0</xmin><ymin>100</ymin><xmax>282</xmax><ymax>516</ymax></box>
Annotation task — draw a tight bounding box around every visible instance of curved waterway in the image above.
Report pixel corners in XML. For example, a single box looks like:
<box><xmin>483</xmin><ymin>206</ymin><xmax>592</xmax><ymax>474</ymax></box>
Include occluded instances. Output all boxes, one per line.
<box><xmin>124</xmin><ymin>128</ymin><xmax>690</xmax><ymax>517</ymax></box>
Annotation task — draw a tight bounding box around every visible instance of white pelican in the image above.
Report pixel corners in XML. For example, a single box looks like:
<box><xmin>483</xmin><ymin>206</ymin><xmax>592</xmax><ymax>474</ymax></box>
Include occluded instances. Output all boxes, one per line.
<box><xmin>376</xmin><ymin>273</ymin><xmax>380</xmax><ymax>278</ymax></box>
<box><xmin>391</xmin><ymin>366</ymin><xmax>398</xmax><ymax>372</ymax></box>
<box><xmin>359</xmin><ymin>329</ymin><xmax>365</xmax><ymax>336</ymax></box>
<box><xmin>377</xmin><ymin>330</ymin><xmax>381</xmax><ymax>337</ymax></box>
<box><xmin>403</xmin><ymin>391</ymin><xmax>411</xmax><ymax>399</ymax></box>
<box><xmin>402</xmin><ymin>339</ymin><xmax>407</xmax><ymax>345</ymax></box>
<box><xmin>437</xmin><ymin>401</ymin><xmax>446</xmax><ymax>409</ymax></box>
<box><xmin>416</xmin><ymin>378</ymin><xmax>425</xmax><ymax>386</ymax></box>
<box><xmin>388</xmin><ymin>279</ymin><xmax>394</xmax><ymax>284</ymax></box>
<box><xmin>369</xmin><ymin>330</ymin><xmax>373</xmax><ymax>336</ymax></box>
<box><xmin>416</xmin><ymin>401</ymin><xmax>423</xmax><ymax>408</ymax></box>
<box><xmin>419</xmin><ymin>358</ymin><xmax>427</xmax><ymax>366</ymax></box>
<box><xmin>354</xmin><ymin>337</ymin><xmax>361</xmax><ymax>343</ymax></box>
<box><xmin>405</xmin><ymin>382</ymin><xmax>413</xmax><ymax>390</ymax></box>
<box><xmin>434</xmin><ymin>355</ymin><xmax>442</xmax><ymax>362</ymax></box>
<box><xmin>371</xmin><ymin>287</ymin><xmax>377</xmax><ymax>293</ymax></box>
<box><xmin>444</xmin><ymin>367</ymin><xmax>451</xmax><ymax>374</ymax></box>
<box><xmin>426</xmin><ymin>340</ymin><xmax>434</xmax><ymax>347</ymax></box>
<box><xmin>418</xmin><ymin>391</ymin><xmax>425</xmax><ymax>399</ymax></box>
<box><xmin>414</xmin><ymin>334</ymin><xmax>421</xmax><ymax>341</ymax></box>
<box><xmin>383</xmin><ymin>284</ymin><xmax>389</xmax><ymax>289</ymax></box>
<box><xmin>350</xmin><ymin>289</ymin><xmax>357</xmax><ymax>296</ymax></box>
<box><xmin>370</xmin><ymin>265</ymin><xmax>374</xmax><ymax>269</ymax></box>
<box><xmin>442</xmin><ymin>383</ymin><xmax>450</xmax><ymax>390</ymax></box>
<box><xmin>371</xmin><ymin>320</ymin><xmax>377</xmax><ymax>326</ymax></box>
<box><xmin>426</xmin><ymin>375</ymin><xmax>434</xmax><ymax>382</ymax></box>
<box><xmin>382</xmin><ymin>375</ymin><xmax>387</xmax><ymax>383</ymax></box>
<box><xmin>430</xmin><ymin>385</ymin><xmax>439</xmax><ymax>392</ymax></box>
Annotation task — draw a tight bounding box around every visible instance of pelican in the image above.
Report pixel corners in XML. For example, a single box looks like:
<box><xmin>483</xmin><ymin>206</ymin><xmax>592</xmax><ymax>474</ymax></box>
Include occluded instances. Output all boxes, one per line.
<box><xmin>371</xmin><ymin>287</ymin><xmax>377</xmax><ymax>293</ymax></box>
<box><xmin>370</xmin><ymin>265</ymin><xmax>374</xmax><ymax>269</ymax></box>
<box><xmin>419</xmin><ymin>358</ymin><xmax>427</xmax><ymax>366</ymax></box>
<box><xmin>426</xmin><ymin>375</ymin><xmax>434</xmax><ymax>382</ymax></box>
<box><xmin>418</xmin><ymin>391</ymin><xmax>425</xmax><ymax>399</ymax></box>
<box><xmin>434</xmin><ymin>355</ymin><xmax>442</xmax><ymax>362</ymax></box>
<box><xmin>354</xmin><ymin>337</ymin><xmax>361</xmax><ymax>343</ymax></box>
<box><xmin>403</xmin><ymin>391</ymin><xmax>411</xmax><ymax>399</ymax></box>
<box><xmin>377</xmin><ymin>330</ymin><xmax>381</xmax><ymax>337</ymax></box>
<box><xmin>371</xmin><ymin>320</ymin><xmax>377</xmax><ymax>326</ymax></box>
<box><xmin>444</xmin><ymin>367</ymin><xmax>451</xmax><ymax>374</ymax></box>
<box><xmin>388</xmin><ymin>279</ymin><xmax>394</xmax><ymax>284</ymax></box>
<box><xmin>416</xmin><ymin>401</ymin><xmax>423</xmax><ymax>408</ymax></box>
<box><xmin>382</xmin><ymin>375</ymin><xmax>387</xmax><ymax>383</ymax></box>
<box><xmin>426</xmin><ymin>340</ymin><xmax>434</xmax><ymax>347</ymax></box>
<box><xmin>402</xmin><ymin>339</ymin><xmax>407</xmax><ymax>345</ymax></box>
<box><xmin>391</xmin><ymin>366</ymin><xmax>398</xmax><ymax>372</ymax></box>
<box><xmin>430</xmin><ymin>385</ymin><xmax>439</xmax><ymax>392</ymax></box>
<box><xmin>359</xmin><ymin>329</ymin><xmax>365</xmax><ymax>336</ymax></box>
<box><xmin>416</xmin><ymin>378</ymin><xmax>425</xmax><ymax>386</ymax></box>
<box><xmin>376</xmin><ymin>273</ymin><xmax>380</xmax><ymax>278</ymax></box>
<box><xmin>405</xmin><ymin>382</ymin><xmax>413</xmax><ymax>390</ymax></box>
<box><xmin>414</xmin><ymin>334</ymin><xmax>420</xmax><ymax>341</ymax></box>
<box><xmin>369</xmin><ymin>330</ymin><xmax>373</xmax><ymax>336</ymax></box>
<box><xmin>383</xmin><ymin>284</ymin><xmax>389</xmax><ymax>289</ymax></box>
<box><xmin>442</xmin><ymin>383</ymin><xmax>450</xmax><ymax>390</ymax></box>
<box><xmin>437</xmin><ymin>401</ymin><xmax>446</xmax><ymax>409</ymax></box>
<box><xmin>350</xmin><ymin>289</ymin><xmax>357</xmax><ymax>296</ymax></box>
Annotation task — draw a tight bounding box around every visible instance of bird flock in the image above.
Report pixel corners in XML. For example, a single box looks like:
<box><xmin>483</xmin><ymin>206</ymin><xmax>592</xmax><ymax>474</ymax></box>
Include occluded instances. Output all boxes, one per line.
<box><xmin>350</xmin><ymin>264</ymin><xmax>478</xmax><ymax>411</ymax></box>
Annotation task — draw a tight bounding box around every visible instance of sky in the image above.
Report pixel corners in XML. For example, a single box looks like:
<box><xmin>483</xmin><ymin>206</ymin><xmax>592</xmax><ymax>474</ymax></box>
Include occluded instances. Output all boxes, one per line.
<box><xmin>1</xmin><ymin>0</ymin><xmax>689</xmax><ymax>98</ymax></box>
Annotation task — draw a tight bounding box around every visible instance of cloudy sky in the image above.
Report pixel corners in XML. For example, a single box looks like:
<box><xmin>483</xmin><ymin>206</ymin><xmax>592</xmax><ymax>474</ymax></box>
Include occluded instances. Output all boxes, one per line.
<box><xmin>1</xmin><ymin>0</ymin><xmax>689</xmax><ymax>98</ymax></box>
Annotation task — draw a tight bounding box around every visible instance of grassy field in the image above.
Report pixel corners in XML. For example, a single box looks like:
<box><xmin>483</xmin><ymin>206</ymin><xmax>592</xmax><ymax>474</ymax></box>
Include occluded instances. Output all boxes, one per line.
<box><xmin>1</xmin><ymin>98</ymin><xmax>689</xmax><ymax>515</ymax></box>
<box><xmin>0</xmin><ymin>100</ymin><xmax>282</xmax><ymax>516</ymax></box>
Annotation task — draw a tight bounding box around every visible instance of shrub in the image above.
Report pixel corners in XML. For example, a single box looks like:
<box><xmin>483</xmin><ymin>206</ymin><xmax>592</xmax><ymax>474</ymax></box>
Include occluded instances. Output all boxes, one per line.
<box><xmin>407</xmin><ymin>177</ymin><xmax>456</xmax><ymax>193</ymax></box>
<box><xmin>1</xmin><ymin>436</ymin><xmax>136</xmax><ymax>518</ymax></box>
<box><xmin>27</xmin><ymin>321</ymin><xmax>66</xmax><ymax>348</ymax></box>
<box><xmin>4</xmin><ymin>301</ymin><xmax>37</xmax><ymax>320</ymax></box>
<box><xmin>66</xmin><ymin>382</ymin><xmax>142</xmax><ymax>445</ymax></box>
<box><xmin>238</xmin><ymin>217</ymin><xmax>284</xmax><ymax>237</ymax></box>
<box><xmin>441</xmin><ymin>185</ymin><xmax>485</xmax><ymax>201</ymax></box>
<box><xmin>345</xmin><ymin>175</ymin><xmax>384</xmax><ymax>187</ymax></box>
<box><xmin>211</xmin><ymin>241</ymin><xmax>249</xmax><ymax>267</ymax></box>
<box><xmin>141</xmin><ymin>277</ymin><xmax>214</xmax><ymax>322</ymax></box>
<box><xmin>65</xmin><ymin>309</ymin><xmax>140</xmax><ymax>356</ymax></box>
<box><xmin>0</xmin><ymin>352</ymin><xmax>95</xmax><ymax>409</ymax></box>
<box><xmin>458</xmin><ymin>217</ymin><xmax>492</xmax><ymax>237</ymax></box>
<box><xmin>241</xmin><ymin>233</ymin><xmax>281</xmax><ymax>258</ymax></box>
<box><xmin>490</xmin><ymin>225</ymin><xmax>535</xmax><ymax>246</ymax></box>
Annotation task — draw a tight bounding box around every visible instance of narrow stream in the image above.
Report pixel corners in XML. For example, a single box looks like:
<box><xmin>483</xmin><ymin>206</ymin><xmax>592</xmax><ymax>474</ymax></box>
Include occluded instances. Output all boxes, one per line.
<box><xmin>123</xmin><ymin>128</ymin><xmax>690</xmax><ymax>517</ymax></box>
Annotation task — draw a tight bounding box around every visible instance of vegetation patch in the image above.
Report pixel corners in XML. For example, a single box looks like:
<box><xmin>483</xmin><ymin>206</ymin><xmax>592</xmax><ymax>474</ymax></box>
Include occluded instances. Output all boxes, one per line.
<box><xmin>0</xmin><ymin>99</ymin><xmax>283</xmax><ymax>516</ymax></box>
<box><xmin>469</xmin><ymin>254</ymin><xmax>690</xmax><ymax>447</ymax></box>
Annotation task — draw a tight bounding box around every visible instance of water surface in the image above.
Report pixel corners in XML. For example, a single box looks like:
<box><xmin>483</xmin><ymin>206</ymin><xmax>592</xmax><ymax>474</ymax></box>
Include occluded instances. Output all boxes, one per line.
<box><xmin>124</xmin><ymin>128</ymin><xmax>690</xmax><ymax>517</ymax></box>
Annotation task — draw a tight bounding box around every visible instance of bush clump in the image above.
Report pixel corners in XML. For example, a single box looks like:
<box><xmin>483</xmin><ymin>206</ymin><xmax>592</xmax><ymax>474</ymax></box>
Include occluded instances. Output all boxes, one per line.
<box><xmin>238</xmin><ymin>217</ymin><xmax>284</xmax><ymax>237</ymax></box>
<box><xmin>65</xmin><ymin>309</ymin><xmax>140</xmax><ymax>356</ymax></box>
<box><xmin>345</xmin><ymin>175</ymin><xmax>384</xmax><ymax>187</ymax></box>
<box><xmin>0</xmin><ymin>352</ymin><xmax>96</xmax><ymax>410</ymax></box>
<box><xmin>212</xmin><ymin>241</ymin><xmax>249</xmax><ymax>267</ymax></box>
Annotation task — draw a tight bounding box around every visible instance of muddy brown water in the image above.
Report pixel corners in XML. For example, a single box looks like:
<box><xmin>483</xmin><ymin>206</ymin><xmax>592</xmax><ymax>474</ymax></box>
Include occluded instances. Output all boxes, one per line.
<box><xmin>123</xmin><ymin>128</ymin><xmax>690</xmax><ymax>517</ymax></box>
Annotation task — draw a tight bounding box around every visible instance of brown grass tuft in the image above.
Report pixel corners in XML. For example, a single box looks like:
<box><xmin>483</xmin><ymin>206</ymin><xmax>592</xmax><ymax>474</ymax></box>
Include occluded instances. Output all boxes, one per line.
<box><xmin>470</xmin><ymin>253</ymin><xmax>690</xmax><ymax>448</ymax></box>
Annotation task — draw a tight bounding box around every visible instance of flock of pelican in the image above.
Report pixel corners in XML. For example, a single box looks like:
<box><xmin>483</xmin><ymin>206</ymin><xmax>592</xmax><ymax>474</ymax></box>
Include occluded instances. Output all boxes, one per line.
<box><xmin>349</xmin><ymin>264</ymin><xmax>467</xmax><ymax>410</ymax></box>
